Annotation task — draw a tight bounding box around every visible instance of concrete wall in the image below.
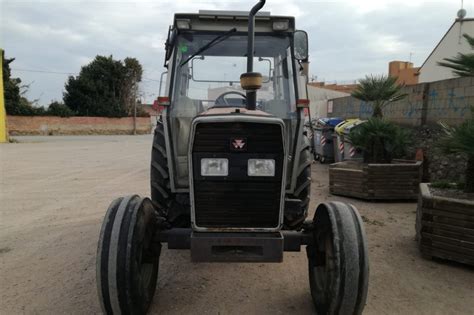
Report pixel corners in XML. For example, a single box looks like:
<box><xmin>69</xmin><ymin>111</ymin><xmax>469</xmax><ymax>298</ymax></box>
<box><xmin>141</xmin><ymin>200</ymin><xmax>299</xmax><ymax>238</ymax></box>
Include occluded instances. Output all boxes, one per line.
<box><xmin>7</xmin><ymin>116</ymin><xmax>152</xmax><ymax>135</ymax></box>
<box><xmin>307</xmin><ymin>85</ymin><xmax>349</xmax><ymax>118</ymax></box>
<box><xmin>328</xmin><ymin>76</ymin><xmax>473</xmax><ymax>126</ymax></box>
<box><xmin>419</xmin><ymin>19</ymin><xmax>474</xmax><ymax>83</ymax></box>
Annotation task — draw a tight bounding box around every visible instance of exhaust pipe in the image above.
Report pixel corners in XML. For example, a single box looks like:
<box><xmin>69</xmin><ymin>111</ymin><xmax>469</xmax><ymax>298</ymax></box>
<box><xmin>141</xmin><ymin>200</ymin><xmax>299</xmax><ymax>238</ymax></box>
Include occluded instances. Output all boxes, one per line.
<box><xmin>241</xmin><ymin>0</ymin><xmax>266</xmax><ymax>111</ymax></box>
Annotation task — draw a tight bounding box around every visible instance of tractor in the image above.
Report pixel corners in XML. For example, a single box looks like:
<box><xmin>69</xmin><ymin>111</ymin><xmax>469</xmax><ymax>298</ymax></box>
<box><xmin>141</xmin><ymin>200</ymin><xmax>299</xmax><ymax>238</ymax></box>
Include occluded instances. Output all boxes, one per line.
<box><xmin>96</xmin><ymin>1</ymin><xmax>369</xmax><ymax>314</ymax></box>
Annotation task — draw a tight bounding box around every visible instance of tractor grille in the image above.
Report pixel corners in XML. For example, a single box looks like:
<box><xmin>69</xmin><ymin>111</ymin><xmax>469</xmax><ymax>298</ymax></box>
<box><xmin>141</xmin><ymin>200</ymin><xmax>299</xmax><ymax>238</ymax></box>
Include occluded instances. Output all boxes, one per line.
<box><xmin>192</xmin><ymin>122</ymin><xmax>284</xmax><ymax>229</ymax></box>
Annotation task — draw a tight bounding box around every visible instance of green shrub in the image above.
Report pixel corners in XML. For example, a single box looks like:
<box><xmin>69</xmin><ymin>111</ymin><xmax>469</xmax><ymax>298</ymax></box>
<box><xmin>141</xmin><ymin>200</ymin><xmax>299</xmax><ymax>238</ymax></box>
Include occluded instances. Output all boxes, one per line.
<box><xmin>437</xmin><ymin>119</ymin><xmax>474</xmax><ymax>193</ymax></box>
<box><xmin>348</xmin><ymin>118</ymin><xmax>412</xmax><ymax>163</ymax></box>
<box><xmin>430</xmin><ymin>180</ymin><xmax>465</xmax><ymax>190</ymax></box>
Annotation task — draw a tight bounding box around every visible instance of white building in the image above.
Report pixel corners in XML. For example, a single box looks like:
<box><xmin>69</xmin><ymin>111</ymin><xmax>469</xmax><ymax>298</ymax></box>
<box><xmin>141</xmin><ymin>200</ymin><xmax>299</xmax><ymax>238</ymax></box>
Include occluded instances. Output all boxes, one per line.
<box><xmin>418</xmin><ymin>18</ymin><xmax>474</xmax><ymax>83</ymax></box>
<box><xmin>307</xmin><ymin>85</ymin><xmax>349</xmax><ymax>118</ymax></box>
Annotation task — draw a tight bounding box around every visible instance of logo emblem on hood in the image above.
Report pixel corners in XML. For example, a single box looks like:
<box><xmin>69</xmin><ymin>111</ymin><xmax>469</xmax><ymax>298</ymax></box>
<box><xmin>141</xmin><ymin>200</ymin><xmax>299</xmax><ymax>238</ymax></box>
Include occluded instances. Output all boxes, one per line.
<box><xmin>230</xmin><ymin>138</ymin><xmax>247</xmax><ymax>151</ymax></box>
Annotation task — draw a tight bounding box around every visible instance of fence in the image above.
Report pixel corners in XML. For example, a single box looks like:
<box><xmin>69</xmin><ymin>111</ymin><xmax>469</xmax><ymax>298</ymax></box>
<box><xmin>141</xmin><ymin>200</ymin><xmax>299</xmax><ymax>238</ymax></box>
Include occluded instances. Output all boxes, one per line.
<box><xmin>327</xmin><ymin>77</ymin><xmax>473</xmax><ymax>126</ymax></box>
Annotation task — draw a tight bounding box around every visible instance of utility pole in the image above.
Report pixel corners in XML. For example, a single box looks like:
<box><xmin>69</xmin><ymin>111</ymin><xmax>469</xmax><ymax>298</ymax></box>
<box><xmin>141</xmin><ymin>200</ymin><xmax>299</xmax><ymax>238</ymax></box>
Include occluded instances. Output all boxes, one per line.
<box><xmin>133</xmin><ymin>82</ymin><xmax>137</xmax><ymax>135</ymax></box>
<box><xmin>133</xmin><ymin>103</ymin><xmax>137</xmax><ymax>135</ymax></box>
<box><xmin>0</xmin><ymin>49</ymin><xmax>8</xmax><ymax>143</ymax></box>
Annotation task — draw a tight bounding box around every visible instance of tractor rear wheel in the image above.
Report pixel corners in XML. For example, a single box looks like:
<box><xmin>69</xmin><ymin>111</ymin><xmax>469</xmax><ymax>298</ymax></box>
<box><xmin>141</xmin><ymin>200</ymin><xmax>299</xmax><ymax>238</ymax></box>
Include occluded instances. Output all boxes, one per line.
<box><xmin>307</xmin><ymin>201</ymin><xmax>369</xmax><ymax>315</ymax></box>
<box><xmin>97</xmin><ymin>195</ymin><xmax>161</xmax><ymax>315</ymax></box>
<box><xmin>151</xmin><ymin>119</ymin><xmax>190</xmax><ymax>227</ymax></box>
<box><xmin>284</xmin><ymin>135</ymin><xmax>312</xmax><ymax>230</ymax></box>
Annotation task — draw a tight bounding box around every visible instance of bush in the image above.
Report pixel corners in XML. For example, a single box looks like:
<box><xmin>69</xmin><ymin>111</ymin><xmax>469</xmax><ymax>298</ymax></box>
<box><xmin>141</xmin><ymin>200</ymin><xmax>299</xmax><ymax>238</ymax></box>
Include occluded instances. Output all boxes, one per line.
<box><xmin>436</xmin><ymin>119</ymin><xmax>474</xmax><ymax>193</ymax></box>
<box><xmin>430</xmin><ymin>180</ymin><xmax>465</xmax><ymax>190</ymax></box>
<box><xmin>47</xmin><ymin>101</ymin><xmax>75</xmax><ymax>117</ymax></box>
<box><xmin>348</xmin><ymin>118</ymin><xmax>412</xmax><ymax>163</ymax></box>
<box><xmin>7</xmin><ymin>97</ymin><xmax>45</xmax><ymax>116</ymax></box>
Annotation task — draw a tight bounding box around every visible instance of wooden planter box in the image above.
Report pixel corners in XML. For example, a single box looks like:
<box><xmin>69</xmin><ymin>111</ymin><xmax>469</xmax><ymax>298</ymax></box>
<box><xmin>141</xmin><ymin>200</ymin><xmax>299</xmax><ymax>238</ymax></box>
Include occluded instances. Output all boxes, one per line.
<box><xmin>329</xmin><ymin>160</ymin><xmax>422</xmax><ymax>200</ymax></box>
<box><xmin>416</xmin><ymin>183</ymin><xmax>474</xmax><ymax>266</ymax></box>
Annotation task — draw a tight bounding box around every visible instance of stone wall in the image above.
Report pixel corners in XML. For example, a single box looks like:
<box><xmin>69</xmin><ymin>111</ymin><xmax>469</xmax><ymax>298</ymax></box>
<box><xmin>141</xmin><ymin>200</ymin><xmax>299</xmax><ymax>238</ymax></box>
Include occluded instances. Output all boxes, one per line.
<box><xmin>328</xmin><ymin>77</ymin><xmax>473</xmax><ymax>126</ymax></box>
<box><xmin>7</xmin><ymin>116</ymin><xmax>152</xmax><ymax>135</ymax></box>
<box><xmin>406</xmin><ymin>125</ymin><xmax>467</xmax><ymax>183</ymax></box>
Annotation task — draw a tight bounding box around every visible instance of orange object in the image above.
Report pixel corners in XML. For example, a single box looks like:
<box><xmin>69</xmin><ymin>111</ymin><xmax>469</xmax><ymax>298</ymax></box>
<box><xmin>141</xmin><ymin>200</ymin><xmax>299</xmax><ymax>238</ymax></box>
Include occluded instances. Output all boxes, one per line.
<box><xmin>415</xmin><ymin>148</ymin><xmax>424</xmax><ymax>161</ymax></box>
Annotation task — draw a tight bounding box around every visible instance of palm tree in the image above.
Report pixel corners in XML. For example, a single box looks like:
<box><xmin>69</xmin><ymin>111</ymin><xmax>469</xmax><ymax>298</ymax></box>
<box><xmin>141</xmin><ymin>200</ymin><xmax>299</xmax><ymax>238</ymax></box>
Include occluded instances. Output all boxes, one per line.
<box><xmin>352</xmin><ymin>75</ymin><xmax>407</xmax><ymax>118</ymax></box>
<box><xmin>437</xmin><ymin>119</ymin><xmax>474</xmax><ymax>193</ymax></box>
<box><xmin>437</xmin><ymin>34</ymin><xmax>474</xmax><ymax>77</ymax></box>
<box><xmin>348</xmin><ymin>118</ymin><xmax>412</xmax><ymax>163</ymax></box>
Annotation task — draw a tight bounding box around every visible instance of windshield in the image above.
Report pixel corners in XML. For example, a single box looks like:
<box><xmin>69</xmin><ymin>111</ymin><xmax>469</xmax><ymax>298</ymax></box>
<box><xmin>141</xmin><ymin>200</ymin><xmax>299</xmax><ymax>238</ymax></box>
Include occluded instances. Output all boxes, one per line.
<box><xmin>170</xmin><ymin>33</ymin><xmax>296</xmax><ymax>118</ymax></box>
<box><xmin>167</xmin><ymin>32</ymin><xmax>298</xmax><ymax>189</ymax></box>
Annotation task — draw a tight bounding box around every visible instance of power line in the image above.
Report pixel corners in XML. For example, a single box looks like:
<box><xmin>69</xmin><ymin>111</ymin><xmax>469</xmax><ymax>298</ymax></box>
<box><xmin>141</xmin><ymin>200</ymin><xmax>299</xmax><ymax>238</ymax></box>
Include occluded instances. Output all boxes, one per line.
<box><xmin>11</xmin><ymin>68</ymin><xmax>78</xmax><ymax>75</ymax></box>
<box><xmin>12</xmin><ymin>68</ymin><xmax>161</xmax><ymax>83</ymax></box>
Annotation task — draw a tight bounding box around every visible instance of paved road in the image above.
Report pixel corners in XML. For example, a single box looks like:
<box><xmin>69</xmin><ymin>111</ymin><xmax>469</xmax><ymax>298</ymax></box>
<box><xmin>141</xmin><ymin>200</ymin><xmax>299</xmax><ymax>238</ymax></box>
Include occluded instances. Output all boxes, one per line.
<box><xmin>1</xmin><ymin>135</ymin><xmax>473</xmax><ymax>314</ymax></box>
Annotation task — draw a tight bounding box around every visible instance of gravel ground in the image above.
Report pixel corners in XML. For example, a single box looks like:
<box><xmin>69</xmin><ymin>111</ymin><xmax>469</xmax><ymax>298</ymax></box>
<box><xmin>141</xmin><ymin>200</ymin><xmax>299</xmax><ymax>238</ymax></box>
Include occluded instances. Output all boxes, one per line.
<box><xmin>1</xmin><ymin>135</ymin><xmax>473</xmax><ymax>314</ymax></box>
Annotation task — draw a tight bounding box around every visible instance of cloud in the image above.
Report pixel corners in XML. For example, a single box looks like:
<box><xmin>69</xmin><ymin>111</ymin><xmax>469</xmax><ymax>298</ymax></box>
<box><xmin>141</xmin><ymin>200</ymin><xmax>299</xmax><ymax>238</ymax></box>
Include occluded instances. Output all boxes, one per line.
<box><xmin>1</xmin><ymin>0</ymin><xmax>466</xmax><ymax>104</ymax></box>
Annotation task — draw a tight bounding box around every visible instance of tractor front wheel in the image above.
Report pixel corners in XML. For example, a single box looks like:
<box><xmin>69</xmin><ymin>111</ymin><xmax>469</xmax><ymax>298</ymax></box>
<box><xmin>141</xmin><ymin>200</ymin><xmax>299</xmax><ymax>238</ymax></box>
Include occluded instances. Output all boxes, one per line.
<box><xmin>307</xmin><ymin>201</ymin><xmax>369</xmax><ymax>315</ymax></box>
<box><xmin>97</xmin><ymin>195</ymin><xmax>161</xmax><ymax>314</ymax></box>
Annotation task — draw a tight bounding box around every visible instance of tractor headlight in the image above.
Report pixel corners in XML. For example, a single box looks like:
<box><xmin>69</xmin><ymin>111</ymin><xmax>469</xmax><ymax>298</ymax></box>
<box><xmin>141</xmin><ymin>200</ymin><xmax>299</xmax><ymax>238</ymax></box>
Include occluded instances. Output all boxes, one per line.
<box><xmin>201</xmin><ymin>158</ymin><xmax>228</xmax><ymax>176</ymax></box>
<box><xmin>248</xmin><ymin>159</ymin><xmax>275</xmax><ymax>177</ymax></box>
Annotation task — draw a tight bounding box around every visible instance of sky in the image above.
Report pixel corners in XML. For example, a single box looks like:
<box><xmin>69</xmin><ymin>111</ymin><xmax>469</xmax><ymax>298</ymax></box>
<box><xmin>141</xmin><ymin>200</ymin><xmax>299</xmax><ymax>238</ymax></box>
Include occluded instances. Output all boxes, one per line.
<box><xmin>1</xmin><ymin>0</ymin><xmax>472</xmax><ymax>106</ymax></box>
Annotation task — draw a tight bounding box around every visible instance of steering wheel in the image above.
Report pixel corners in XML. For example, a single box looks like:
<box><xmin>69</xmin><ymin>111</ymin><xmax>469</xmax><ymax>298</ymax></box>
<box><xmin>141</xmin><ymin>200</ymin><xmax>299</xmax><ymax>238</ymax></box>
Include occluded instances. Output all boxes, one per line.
<box><xmin>214</xmin><ymin>91</ymin><xmax>247</xmax><ymax>107</ymax></box>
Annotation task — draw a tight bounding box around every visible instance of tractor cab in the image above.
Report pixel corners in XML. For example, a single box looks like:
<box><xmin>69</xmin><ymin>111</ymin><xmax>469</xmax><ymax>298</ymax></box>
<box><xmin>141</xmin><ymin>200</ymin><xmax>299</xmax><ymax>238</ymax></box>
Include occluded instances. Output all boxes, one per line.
<box><xmin>159</xmin><ymin>10</ymin><xmax>310</xmax><ymax>191</ymax></box>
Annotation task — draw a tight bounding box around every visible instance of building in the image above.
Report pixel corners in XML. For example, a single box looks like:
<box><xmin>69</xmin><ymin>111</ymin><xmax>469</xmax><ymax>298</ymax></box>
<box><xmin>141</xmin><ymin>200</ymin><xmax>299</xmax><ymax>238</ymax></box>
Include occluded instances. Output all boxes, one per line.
<box><xmin>418</xmin><ymin>17</ymin><xmax>474</xmax><ymax>83</ymax></box>
<box><xmin>388</xmin><ymin>61</ymin><xmax>419</xmax><ymax>85</ymax></box>
<box><xmin>138</xmin><ymin>103</ymin><xmax>160</xmax><ymax>132</ymax></box>
<box><xmin>307</xmin><ymin>85</ymin><xmax>350</xmax><ymax>118</ymax></box>
<box><xmin>308</xmin><ymin>81</ymin><xmax>358</xmax><ymax>94</ymax></box>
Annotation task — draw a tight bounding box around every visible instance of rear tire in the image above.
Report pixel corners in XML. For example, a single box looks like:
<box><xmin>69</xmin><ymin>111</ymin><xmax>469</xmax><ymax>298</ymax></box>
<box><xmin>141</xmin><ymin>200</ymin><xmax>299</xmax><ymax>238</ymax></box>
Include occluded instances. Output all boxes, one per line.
<box><xmin>150</xmin><ymin>119</ymin><xmax>190</xmax><ymax>227</ymax></box>
<box><xmin>284</xmin><ymin>135</ymin><xmax>312</xmax><ymax>230</ymax></box>
<box><xmin>306</xmin><ymin>202</ymin><xmax>369</xmax><ymax>315</ymax></box>
<box><xmin>97</xmin><ymin>195</ymin><xmax>160</xmax><ymax>315</ymax></box>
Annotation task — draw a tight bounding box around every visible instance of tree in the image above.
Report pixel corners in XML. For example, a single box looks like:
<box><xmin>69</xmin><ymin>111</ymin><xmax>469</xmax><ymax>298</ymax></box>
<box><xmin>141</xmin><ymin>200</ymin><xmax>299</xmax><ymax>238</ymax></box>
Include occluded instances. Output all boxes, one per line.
<box><xmin>352</xmin><ymin>75</ymin><xmax>407</xmax><ymax>118</ymax></box>
<box><xmin>122</xmin><ymin>57</ymin><xmax>143</xmax><ymax>116</ymax></box>
<box><xmin>437</xmin><ymin>34</ymin><xmax>474</xmax><ymax>77</ymax></box>
<box><xmin>2</xmin><ymin>56</ymin><xmax>46</xmax><ymax>116</ymax></box>
<box><xmin>437</xmin><ymin>119</ymin><xmax>474</xmax><ymax>193</ymax></box>
<box><xmin>3</xmin><ymin>56</ymin><xmax>21</xmax><ymax>114</ymax></box>
<box><xmin>47</xmin><ymin>101</ymin><xmax>74</xmax><ymax>117</ymax></box>
<box><xmin>63</xmin><ymin>55</ymin><xmax>143</xmax><ymax>117</ymax></box>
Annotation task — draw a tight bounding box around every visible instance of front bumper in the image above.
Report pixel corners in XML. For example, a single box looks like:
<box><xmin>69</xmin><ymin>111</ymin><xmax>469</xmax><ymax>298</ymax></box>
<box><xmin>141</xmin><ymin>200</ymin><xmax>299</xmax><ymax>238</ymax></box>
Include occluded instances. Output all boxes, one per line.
<box><xmin>157</xmin><ymin>227</ymin><xmax>313</xmax><ymax>262</ymax></box>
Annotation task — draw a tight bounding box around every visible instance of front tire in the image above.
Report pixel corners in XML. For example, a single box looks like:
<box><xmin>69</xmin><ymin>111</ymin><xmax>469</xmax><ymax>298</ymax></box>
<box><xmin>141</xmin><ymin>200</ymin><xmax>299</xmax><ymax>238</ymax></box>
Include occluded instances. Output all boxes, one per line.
<box><xmin>284</xmin><ymin>135</ymin><xmax>312</xmax><ymax>230</ymax></box>
<box><xmin>97</xmin><ymin>195</ymin><xmax>160</xmax><ymax>315</ymax></box>
<box><xmin>307</xmin><ymin>202</ymin><xmax>369</xmax><ymax>315</ymax></box>
<box><xmin>151</xmin><ymin>119</ymin><xmax>190</xmax><ymax>227</ymax></box>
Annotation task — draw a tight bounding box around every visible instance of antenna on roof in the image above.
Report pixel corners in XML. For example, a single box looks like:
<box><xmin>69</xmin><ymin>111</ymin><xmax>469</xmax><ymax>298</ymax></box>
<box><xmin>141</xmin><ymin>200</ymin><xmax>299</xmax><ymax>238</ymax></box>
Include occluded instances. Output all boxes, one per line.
<box><xmin>457</xmin><ymin>0</ymin><xmax>467</xmax><ymax>19</ymax></box>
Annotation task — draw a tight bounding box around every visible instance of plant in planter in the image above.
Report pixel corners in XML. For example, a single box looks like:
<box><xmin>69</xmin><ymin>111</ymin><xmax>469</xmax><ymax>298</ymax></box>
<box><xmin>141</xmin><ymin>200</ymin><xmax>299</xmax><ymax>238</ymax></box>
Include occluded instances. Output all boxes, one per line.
<box><xmin>351</xmin><ymin>75</ymin><xmax>407</xmax><ymax>118</ymax></box>
<box><xmin>415</xmin><ymin>118</ymin><xmax>474</xmax><ymax>266</ymax></box>
<box><xmin>436</xmin><ymin>119</ymin><xmax>474</xmax><ymax>193</ymax></box>
<box><xmin>329</xmin><ymin>119</ymin><xmax>421</xmax><ymax>200</ymax></box>
<box><xmin>347</xmin><ymin>118</ymin><xmax>412</xmax><ymax>163</ymax></box>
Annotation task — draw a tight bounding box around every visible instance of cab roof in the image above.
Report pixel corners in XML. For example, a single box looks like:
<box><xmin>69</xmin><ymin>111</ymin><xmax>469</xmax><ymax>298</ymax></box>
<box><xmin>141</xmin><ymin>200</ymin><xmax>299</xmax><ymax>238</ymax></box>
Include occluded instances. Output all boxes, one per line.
<box><xmin>173</xmin><ymin>10</ymin><xmax>295</xmax><ymax>33</ymax></box>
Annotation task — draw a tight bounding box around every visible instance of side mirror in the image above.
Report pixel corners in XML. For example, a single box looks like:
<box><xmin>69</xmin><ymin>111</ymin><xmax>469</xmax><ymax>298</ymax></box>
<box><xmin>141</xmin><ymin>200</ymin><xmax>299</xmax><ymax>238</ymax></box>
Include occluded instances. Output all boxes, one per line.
<box><xmin>294</xmin><ymin>30</ymin><xmax>308</xmax><ymax>61</ymax></box>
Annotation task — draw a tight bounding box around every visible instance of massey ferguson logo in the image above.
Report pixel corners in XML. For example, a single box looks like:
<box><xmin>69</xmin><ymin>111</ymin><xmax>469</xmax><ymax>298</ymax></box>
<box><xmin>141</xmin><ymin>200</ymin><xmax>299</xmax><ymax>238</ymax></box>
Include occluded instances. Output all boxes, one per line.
<box><xmin>230</xmin><ymin>138</ymin><xmax>247</xmax><ymax>151</ymax></box>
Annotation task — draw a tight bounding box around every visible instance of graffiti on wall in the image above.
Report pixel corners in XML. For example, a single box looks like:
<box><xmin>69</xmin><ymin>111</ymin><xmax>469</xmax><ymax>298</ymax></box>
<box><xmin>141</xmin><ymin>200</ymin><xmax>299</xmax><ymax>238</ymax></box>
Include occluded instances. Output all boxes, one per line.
<box><xmin>428</xmin><ymin>88</ymin><xmax>470</xmax><ymax>118</ymax></box>
<box><xmin>329</xmin><ymin>78</ymin><xmax>472</xmax><ymax>125</ymax></box>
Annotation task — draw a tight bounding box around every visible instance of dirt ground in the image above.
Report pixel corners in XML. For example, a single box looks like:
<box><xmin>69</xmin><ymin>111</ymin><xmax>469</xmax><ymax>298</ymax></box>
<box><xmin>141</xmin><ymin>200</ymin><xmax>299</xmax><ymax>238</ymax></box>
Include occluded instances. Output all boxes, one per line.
<box><xmin>1</xmin><ymin>135</ymin><xmax>473</xmax><ymax>314</ymax></box>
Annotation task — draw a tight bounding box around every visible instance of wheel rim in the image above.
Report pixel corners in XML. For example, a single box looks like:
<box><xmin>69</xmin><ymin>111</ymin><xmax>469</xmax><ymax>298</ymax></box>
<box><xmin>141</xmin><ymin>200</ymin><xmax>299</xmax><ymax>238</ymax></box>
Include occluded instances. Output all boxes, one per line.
<box><xmin>311</xmin><ymin>225</ymin><xmax>336</xmax><ymax>308</ymax></box>
<box><xmin>131</xmin><ymin>201</ymin><xmax>160</xmax><ymax>300</ymax></box>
